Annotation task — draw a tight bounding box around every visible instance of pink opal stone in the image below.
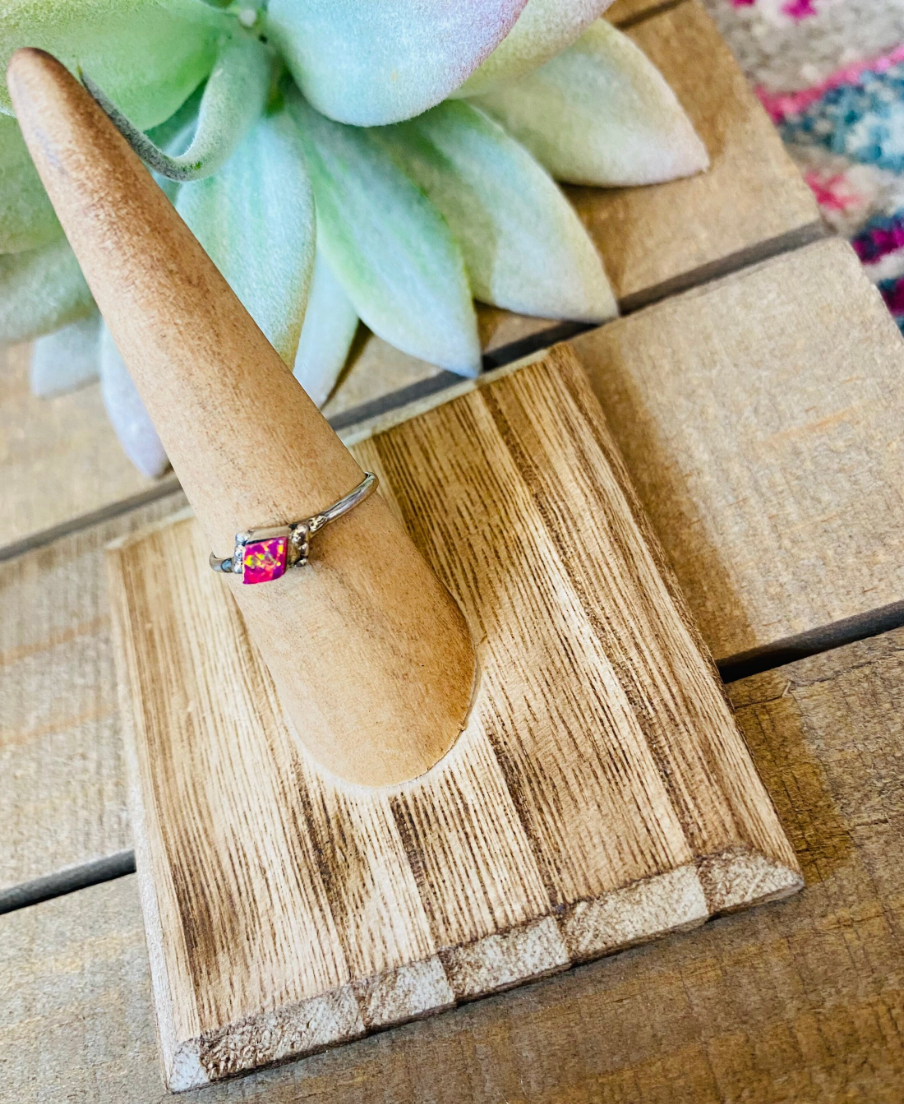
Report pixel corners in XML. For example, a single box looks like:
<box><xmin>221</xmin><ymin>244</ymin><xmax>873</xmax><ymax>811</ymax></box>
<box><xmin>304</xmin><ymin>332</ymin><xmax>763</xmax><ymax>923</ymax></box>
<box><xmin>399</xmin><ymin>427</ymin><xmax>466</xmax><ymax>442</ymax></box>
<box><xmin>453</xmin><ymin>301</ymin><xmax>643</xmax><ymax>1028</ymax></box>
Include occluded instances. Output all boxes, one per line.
<box><xmin>242</xmin><ymin>536</ymin><xmax>288</xmax><ymax>584</ymax></box>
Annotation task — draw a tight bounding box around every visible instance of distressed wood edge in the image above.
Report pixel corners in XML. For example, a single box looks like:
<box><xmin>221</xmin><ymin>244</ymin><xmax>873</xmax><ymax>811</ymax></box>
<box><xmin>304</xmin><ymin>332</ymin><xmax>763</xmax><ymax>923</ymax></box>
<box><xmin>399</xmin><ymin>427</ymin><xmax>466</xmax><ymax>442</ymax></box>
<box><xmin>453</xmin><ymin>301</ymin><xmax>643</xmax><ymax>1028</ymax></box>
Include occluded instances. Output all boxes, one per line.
<box><xmin>560</xmin><ymin>862</ymin><xmax>708</xmax><ymax>962</ymax></box>
<box><xmin>353</xmin><ymin>957</ymin><xmax>455</xmax><ymax>1029</ymax></box>
<box><xmin>698</xmin><ymin>844</ymin><xmax>804</xmax><ymax>914</ymax></box>
<box><xmin>149</xmin><ymin>847</ymin><xmax>801</xmax><ymax>1092</ymax></box>
<box><xmin>440</xmin><ymin>916</ymin><xmax>570</xmax><ymax>1002</ymax></box>
<box><xmin>105</xmin><ymin>543</ymin><xmax>189</xmax><ymax>1093</ymax></box>
<box><xmin>171</xmin><ymin>986</ymin><xmax>366</xmax><ymax>1092</ymax></box>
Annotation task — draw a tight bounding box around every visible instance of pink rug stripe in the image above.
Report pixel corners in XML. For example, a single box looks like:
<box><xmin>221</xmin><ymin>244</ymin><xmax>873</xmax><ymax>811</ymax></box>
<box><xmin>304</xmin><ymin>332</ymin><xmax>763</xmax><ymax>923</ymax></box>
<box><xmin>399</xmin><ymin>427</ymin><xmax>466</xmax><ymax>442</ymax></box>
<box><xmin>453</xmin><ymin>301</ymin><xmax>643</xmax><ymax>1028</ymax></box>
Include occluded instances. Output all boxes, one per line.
<box><xmin>757</xmin><ymin>43</ymin><xmax>904</xmax><ymax>122</ymax></box>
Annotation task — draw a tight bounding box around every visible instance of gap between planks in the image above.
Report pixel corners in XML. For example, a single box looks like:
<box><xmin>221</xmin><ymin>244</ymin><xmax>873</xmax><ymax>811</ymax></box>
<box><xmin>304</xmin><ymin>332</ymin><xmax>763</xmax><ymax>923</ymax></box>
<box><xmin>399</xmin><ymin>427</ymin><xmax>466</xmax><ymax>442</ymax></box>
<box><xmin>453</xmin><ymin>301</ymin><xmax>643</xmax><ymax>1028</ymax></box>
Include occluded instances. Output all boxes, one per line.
<box><xmin>608</xmin><ymin>0</ymin><xmax>688</xmax><ymax>29</ymax></box>
<box><xmin>0</xmin><ymin>849</ymin><xmax>135</xmax><ymax>916</ymax></box>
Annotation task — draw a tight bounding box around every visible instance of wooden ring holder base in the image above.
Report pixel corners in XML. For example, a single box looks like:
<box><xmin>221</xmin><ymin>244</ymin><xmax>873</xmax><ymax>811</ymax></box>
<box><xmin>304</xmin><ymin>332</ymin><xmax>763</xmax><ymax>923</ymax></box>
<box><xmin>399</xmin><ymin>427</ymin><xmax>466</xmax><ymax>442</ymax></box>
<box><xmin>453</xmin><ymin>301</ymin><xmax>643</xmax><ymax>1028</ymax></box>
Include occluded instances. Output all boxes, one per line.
<box><xmin>107</xmin><ymin>346</ymin><xmax>802</xmax><ymax>1092</ymax></box>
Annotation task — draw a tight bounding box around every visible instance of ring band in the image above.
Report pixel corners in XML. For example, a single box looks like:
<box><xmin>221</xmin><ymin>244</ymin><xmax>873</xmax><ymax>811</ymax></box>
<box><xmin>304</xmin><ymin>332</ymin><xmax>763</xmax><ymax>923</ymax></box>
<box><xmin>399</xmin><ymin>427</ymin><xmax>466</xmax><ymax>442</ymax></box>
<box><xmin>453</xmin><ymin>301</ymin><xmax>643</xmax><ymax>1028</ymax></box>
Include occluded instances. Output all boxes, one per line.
<box><xmin>209</xmin><ymin>471</ymin><xmax>378</xmax><ymax>585</ymax></box>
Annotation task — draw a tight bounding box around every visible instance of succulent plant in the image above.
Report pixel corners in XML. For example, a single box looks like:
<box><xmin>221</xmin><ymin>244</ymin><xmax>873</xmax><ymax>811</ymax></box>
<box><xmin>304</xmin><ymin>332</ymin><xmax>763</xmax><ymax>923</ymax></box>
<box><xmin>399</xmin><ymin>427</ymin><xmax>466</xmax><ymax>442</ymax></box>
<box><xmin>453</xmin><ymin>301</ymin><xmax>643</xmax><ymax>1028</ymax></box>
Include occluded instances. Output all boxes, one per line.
<box><xmin>0</xmin><ymin>0</ymin><xmax>708</xmax><ymax>475</ymax></box>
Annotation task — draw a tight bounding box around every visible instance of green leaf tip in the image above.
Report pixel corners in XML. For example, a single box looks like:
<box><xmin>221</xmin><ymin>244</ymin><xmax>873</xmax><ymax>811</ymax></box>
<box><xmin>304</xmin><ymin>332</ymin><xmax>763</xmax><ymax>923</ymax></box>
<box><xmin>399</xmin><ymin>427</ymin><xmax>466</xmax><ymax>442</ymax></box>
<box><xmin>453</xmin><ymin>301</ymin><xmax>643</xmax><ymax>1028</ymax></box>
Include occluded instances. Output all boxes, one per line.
<box><xmin>379</xmin><ymin>100</ymin><xmax>616</xmax><ymax>324</ymax></box>
<box><xmin>294</xmin><ymin>249</ymin><xmax>359</xmax><ymax>409</ymax></box>
<box><xmin>471</xmin><ymin>19</ymin><xmax>709</xmax><ymax>188</ymax></box>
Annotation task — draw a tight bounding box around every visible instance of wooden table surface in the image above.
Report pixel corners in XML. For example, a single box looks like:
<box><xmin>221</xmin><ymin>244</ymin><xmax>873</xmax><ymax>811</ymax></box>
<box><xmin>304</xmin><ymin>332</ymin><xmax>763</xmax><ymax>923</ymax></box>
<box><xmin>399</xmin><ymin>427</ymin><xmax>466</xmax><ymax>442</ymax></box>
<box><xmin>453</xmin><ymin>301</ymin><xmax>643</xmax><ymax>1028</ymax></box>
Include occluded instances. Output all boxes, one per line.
<box><xmin>2</xmin><ymin>2</ymin><xmax>902</xmax><ymax>1100</ymax></box>
<box><xmin>4</xmin><ymin>629</ymin><xmax>903</xmax><ymax>1103</ymax></box>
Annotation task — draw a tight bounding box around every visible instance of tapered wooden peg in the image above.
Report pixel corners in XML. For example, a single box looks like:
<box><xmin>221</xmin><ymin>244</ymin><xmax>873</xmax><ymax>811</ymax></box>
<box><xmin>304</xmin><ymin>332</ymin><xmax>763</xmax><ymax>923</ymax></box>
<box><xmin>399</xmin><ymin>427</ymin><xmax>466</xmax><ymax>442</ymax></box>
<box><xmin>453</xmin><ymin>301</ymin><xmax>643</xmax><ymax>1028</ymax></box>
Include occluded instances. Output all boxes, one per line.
<box><xmin>8</xmin><ymin>48</ymin><xmax>475</xmax><ymax>787</ymax></box>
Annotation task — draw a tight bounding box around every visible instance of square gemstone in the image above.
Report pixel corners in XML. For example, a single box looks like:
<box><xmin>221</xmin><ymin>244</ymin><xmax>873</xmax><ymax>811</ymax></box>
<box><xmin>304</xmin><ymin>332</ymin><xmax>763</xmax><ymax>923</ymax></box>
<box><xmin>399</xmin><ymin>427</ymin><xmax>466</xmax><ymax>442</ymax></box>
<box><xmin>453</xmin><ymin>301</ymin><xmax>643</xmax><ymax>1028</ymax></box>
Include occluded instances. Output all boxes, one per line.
<box><xmin>242</xmin><ymin>536</ymin><xmax>288</xmax><ymax>584</ymax></box>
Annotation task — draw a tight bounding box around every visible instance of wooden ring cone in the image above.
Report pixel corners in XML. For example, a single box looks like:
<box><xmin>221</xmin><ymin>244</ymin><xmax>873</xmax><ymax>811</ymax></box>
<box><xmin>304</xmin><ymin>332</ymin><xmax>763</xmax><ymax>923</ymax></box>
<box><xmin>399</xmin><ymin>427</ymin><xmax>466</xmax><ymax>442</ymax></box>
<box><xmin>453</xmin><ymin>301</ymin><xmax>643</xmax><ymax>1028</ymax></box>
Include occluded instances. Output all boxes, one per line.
<box><xmin>8</xmin><ymin>48</ymin><xmax>475</xmax><ymax>788</ymax></box>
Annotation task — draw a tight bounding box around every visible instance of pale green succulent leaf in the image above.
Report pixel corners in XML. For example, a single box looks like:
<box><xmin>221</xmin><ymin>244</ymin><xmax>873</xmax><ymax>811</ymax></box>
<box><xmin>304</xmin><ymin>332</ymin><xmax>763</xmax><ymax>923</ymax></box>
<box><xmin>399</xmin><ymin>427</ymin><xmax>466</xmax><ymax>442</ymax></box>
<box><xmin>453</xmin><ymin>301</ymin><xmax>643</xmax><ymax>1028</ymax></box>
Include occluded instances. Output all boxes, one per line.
<box><xmin>0</xmin><ymin>114</ymin><xmax>60</xmax><ymax>252</ymax></box>
<box><xmin>177</xmin><ymin>103</ymin><xmax>315</xmax><ymax>364</ymax></box>
<box><xmin>144</xmin><ymin>86</ymin><xmax>202</xmax><ymax>201</ymax></box>
<box><xmin>145</xmin><ymin>83</ymin><xmax>204</xmax><ymax>150</ymax></box>
<box><xmin>100</xmin><ymin>323</ymin><xmax>169</xmax><ymax>478</ymax></box>
<box><xmin>31</xmin><ymin>313</ymin><xmax>101</xmax><ymax>396</ymax></box>
<box><xmin>457</xmin><ymin>0</ymin><xmax>614</xmax><ymax>97</ymax></box>
<box><xmin>288</xmin><ymin>89</ymin><xmax>480</xmax><ymax>376</ymax></box>
<box><xmin>265</xmin><ymin>0</ymin><xmax>528</xmax><ymax>126</ymax></box>
<box><xmin>379</xmin><ymin>101</ymin><xmax>616</xmax><ymax>324</ymax></box>
<box><xmin>294</xmin><ymin>248</ymin><xmax>359</xmax><ymax>409</ymax></box>
<box><xmin>0</xmin><ymin>238</ymin><xmax>94</xmax><ymax>345</ymax></box>
<box><xmin>0</xmin><ymin>0</ymin><xmax>222</xmax><ymax>129</ymax></box>
<box><xmin>83</xmin><ymin>34</ymin><xmax>272</xmax><ymax>182</ymax></box>
<box><xmin>471</xmin><ymin>19</ymin><xmax>709</xmax><ymax>187</ymax></box>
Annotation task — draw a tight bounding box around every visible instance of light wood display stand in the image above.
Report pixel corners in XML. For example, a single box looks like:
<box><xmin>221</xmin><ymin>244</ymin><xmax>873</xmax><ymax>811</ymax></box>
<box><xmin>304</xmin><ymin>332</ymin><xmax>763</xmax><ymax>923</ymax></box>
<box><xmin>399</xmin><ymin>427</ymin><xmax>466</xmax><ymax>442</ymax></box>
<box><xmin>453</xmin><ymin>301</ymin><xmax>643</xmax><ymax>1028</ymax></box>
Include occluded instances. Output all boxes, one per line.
<box><xmin>6</xmin><ymin>17</ymin><xmax>805</xmax><ymax>1098</ymax></box>
<box><xmin>107</xmin><ymin>346</ymin><xmax>801</xmax><ymax>1090</ymax></box>
<box><xmin>5</xmin><ymin>4</ymin><xmax>904</xmax><ymax>1101</ymax></box>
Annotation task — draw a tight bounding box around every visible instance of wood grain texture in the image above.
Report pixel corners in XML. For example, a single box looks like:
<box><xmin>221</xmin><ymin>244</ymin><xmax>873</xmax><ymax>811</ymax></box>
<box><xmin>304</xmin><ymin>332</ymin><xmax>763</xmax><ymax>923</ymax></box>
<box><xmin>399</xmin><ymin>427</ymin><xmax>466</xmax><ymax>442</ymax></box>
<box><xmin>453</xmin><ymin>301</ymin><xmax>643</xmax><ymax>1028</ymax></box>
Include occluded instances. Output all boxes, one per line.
<box><xmin>5</xmin><ymin>625</ymin><xmax>904</xmax><ymax>1103</ymax></box>
<box><xmin>0</xmin><ymin>490</ymin><xmax>186</xmax><ymax>900</ymax></box>
<box><xmin>573</xmin><ymin>237</ymin><xmax>904</xmax><ymax>664</ymax></box>
<box><xmin>107</xmin><ymin>347</ymin><xmax>799</xmax><ymax>1090</ymax></box>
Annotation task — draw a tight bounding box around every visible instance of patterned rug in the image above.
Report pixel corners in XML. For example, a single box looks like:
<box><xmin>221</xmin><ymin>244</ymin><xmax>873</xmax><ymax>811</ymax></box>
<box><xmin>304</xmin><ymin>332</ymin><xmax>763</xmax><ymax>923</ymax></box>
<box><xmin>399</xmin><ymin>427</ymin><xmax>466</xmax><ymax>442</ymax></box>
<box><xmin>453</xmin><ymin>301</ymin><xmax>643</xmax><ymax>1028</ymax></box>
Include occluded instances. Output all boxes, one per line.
<box><xmin>703</xmin><ymin>0</ymin><xmax>904</xmax><ymax>331</ymax></box>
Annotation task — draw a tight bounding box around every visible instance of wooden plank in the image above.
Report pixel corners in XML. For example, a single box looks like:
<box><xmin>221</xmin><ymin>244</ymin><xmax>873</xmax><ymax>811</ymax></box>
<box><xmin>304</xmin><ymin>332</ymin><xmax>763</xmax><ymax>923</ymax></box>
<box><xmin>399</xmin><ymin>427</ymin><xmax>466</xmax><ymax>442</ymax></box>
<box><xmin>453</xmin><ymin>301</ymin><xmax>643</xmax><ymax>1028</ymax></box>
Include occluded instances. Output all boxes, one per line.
<box><xmin>0</xmin><ymin>342</ymin><xmax>177</xmax><ymax>553</ymax></box>
<box><xmin>107</xmin><ymin>346</ymin><xmax>798</xmax><ymax>1090</ymax></box>
<box><xmin>4</xmin><ymin>625</ymin><xmax>903</xmax><ymax>1101</ymax></box>
<box><xmin>573</xmin><ymin>237</ymin><xmax>904</xmax><ymax>664</ymax></box>
<box><xmin>323</xmin><ymin>0</ymin><xmax>821</xmax><ymax>422</ymax></box>
<box><xmin>0</xmin><ymin>489</ymin><xmax>186</xmax><ymax>902</ymax></box>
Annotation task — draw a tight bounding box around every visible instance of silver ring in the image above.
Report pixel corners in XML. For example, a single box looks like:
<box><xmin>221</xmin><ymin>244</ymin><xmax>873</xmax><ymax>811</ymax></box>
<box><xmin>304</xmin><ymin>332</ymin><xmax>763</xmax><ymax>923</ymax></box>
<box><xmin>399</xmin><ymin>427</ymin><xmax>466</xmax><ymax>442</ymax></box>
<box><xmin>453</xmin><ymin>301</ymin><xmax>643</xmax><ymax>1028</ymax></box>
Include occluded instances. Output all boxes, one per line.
<box><xmin>209</xmin><ymin>472</ymin><xmax>378</xmax><ymax>584</ymax></box>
